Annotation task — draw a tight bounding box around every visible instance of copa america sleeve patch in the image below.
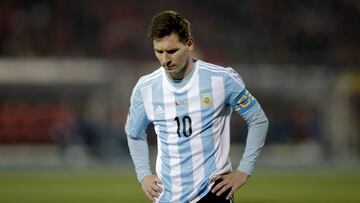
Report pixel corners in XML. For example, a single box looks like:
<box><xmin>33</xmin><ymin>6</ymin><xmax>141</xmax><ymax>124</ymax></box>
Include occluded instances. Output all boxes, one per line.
<box><xmin>231</xmin><ymin>89</ymin><xmax>257</xmax><ymax>115</ymax></box>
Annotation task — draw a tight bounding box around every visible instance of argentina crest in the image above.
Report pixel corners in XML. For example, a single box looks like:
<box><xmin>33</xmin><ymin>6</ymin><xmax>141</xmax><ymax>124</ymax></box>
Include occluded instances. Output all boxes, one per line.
<box><xmin>201</xmin><ymin>92</ymin><xmax>213</xmax><ymax>108</ymax></box>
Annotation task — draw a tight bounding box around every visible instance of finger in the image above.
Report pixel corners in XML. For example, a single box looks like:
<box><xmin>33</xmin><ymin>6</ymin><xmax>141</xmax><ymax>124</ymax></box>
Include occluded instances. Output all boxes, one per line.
<box><xmin>211</xmin><ymin>180</ymin><xmax>226</xmax><ymax>193</ymax></box>
<box><xmin>144</xmin><ymin>184</ymin><xmax>157</xmax><ymax>199</ymax></box>
<box><xmin>149</xmin><ymin>188</ymin><xmax>160</xmax><ymax>199</ymax></box>
<box><xmin>151</xmin><ymin>183</ymin><xmax>163</xmax><ymax>193</ymax></box>
<box><xmin>226</xmin><ymin>187</ymin><xmax>236</xmax><ymax>200</ymax></box>
<box><xmin>157</xmin><ymin>184</ymin><xmax>163</xmax><ymax>193</ymax></box>
<box><xmin>216</xmin><ymin>184</ymin><xmax>231</xmax><ymax>196</ymax></box>
<box><xmin>145</xmin><ymin>191</ymin><xmax>155</xmax><ymax>202</ymax></box>
<box><xmin>150</xmin><ymin>183</ymin><xmax>160</xmax><ymax>193</ymax></box>
<box><xmin>149</xmin><ymin>188</ymin><xmax>158</xmax><ymax>197</ymax></box>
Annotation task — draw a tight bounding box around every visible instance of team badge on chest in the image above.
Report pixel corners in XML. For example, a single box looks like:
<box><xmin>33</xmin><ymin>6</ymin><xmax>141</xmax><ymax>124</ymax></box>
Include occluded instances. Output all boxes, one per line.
<box><xmin>201</xmin><ymin>93</ymin><xmax>213</xmax><ymax>108</ymax></box>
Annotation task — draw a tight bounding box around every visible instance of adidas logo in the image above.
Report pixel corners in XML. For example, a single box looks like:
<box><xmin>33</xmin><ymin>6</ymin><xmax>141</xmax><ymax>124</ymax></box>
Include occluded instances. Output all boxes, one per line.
<box><xmin>155</xmin><ymin>106</ymin><xmax>164</xmax><ymax>114</ymax></box>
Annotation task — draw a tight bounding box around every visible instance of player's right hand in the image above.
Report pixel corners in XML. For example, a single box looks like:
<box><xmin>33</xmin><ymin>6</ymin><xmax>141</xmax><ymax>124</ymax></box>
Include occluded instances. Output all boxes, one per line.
<box><xmin>141</xmin><ymin>175</ymin><xmax>163</xmax><ymax>202</ymax></box>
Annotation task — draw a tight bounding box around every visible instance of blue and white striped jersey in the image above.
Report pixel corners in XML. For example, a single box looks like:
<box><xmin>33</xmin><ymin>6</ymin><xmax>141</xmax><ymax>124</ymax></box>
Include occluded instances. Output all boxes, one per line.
<box><xmin>125</xmin><ymin>59</ymin><xmax>268</xmax><ymax>203</ymax></box>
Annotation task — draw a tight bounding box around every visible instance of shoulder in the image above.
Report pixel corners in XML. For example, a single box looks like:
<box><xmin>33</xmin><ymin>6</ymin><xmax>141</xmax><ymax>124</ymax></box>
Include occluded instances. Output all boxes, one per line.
<box><xmin>135</xmin><ymin>67</ymin><xmax>163</xmax><ymax>89</ymax></box>
<box><xmin>197</xmin><ymin>60</ymin><xmax>243</xmax><ymax>80</ymax></box>
<box><xmin>197</xmin><ymin>60</ymin><xmax>226</xmax><ymax>74</ymax></box>
<box><xmin>130</xmin><ymin>67</ymin><xmax>163</xmax><ymax>101</ymax></box>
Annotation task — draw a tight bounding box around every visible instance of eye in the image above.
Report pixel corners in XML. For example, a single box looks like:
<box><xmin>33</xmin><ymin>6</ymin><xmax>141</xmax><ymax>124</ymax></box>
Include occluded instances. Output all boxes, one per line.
<box><xmin>167</xmin><ymin>49</ymin><xmax>178</xmax><ymax>54</ymax></box>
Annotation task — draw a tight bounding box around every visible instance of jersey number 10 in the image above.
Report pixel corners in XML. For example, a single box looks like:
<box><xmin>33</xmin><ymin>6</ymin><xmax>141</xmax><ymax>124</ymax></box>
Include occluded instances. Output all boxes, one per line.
<box><xmin>174</xmin><ymin>116</ymin><xmax>192</xmax><ymax>137</ymax></box>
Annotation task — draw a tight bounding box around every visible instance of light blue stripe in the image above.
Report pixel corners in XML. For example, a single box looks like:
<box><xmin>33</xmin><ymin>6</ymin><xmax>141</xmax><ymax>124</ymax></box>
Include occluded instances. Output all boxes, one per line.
<box><xmin>197</xmin><ymin>67</ymin><xmax>217</xmax><ymax>198</ymax></box>
<box><xmin>175</xmin><ymin>91</ymin><xmax>194</xmax><ymax>203</ymax></box>
<box><xmin>152</xmin><ymin>78</ymin><xmax>172</xmax><ymax>202</ymax></box>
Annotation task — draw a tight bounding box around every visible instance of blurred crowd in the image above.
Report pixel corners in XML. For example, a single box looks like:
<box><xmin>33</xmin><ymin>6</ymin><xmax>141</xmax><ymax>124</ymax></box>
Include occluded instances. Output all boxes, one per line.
<box><xmin>1</xmin><ymin>0</ymin><xmax>359</xmax><ymax>164</ymax></box>
<box><xmin>0</xmin><ymin>0</ymin><xmax>359</xmax><ymax>66</ymax></box>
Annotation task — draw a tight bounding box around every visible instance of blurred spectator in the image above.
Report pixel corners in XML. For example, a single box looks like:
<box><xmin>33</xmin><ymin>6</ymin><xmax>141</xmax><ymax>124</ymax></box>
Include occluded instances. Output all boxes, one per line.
<box><xmin>0</xmin><ymin>0</ymin><xmax>359</xmax><ymax>66</ymax></box>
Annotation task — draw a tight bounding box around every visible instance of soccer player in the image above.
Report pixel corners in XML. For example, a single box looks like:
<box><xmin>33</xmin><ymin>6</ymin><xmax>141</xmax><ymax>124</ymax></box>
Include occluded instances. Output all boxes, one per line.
<box><xmin>125</xmin><ymin>10</ymin><xmax>269</xmax><ymax>203</ymax></box>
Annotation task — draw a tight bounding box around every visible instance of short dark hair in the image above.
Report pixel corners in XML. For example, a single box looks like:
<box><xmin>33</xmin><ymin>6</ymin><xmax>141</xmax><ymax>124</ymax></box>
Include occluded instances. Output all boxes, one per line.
<box><xmin>148</xmin><ymin>10</ymin><xmax>192</xmax><ymax>44</ymax></box>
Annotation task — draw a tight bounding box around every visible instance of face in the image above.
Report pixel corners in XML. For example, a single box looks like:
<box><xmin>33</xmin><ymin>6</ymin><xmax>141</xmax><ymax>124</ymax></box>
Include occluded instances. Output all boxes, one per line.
<box><xmin>153</xmin><ymin>33</ymin><xmax>194</xmax><ymax>80</ymax></box>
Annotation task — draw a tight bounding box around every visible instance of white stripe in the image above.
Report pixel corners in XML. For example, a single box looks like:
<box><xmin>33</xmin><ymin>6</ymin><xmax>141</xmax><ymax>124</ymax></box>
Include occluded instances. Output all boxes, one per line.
<box><xmin>211</xmin><ymin>76</ymin><xmax>225</xmax><ymax>115</ymax></box>
<box><xmin>162</xmin><ymin>78</ymin><xmax>182</xmax><ymax>202</ymax></box>
<box><xmin>154</xmin><ymin>123</ymin><xmax>163</xmax><ymax>194</ymax></box>
<box><xmin>211</xmin><ymin>76</ymin><xmax>230</xmax><ymax>170</ymax></box>
<box><xmin>141</xmin><ymin>85</ymin><xmax>154</xmax><ymax>121</ymax></box>
<box><xmin>187</xmin><ymin>74</ymin><xmax>205</xmax><ymax>200</ymax></box>
<box><xmin>216</xmin><ymin>113</ymin><xmax>232</xmax><ymax>174</ymax></box>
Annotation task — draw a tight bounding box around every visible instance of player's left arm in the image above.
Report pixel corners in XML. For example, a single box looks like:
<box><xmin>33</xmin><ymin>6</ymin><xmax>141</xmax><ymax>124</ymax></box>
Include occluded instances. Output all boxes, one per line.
<box><xmin>212</xmin><ymin>90</ymin><xmax>268</xmax><ymax>199</ymax></box>
<box><xmin>233</xmin><ymin>90</ymin><xmax>269</xmax><ymax>175</ymax></box>
<box><xmin>212</xmin><ymin>68</ymin><xmax>269</xmax><ymax>199</ymax></box>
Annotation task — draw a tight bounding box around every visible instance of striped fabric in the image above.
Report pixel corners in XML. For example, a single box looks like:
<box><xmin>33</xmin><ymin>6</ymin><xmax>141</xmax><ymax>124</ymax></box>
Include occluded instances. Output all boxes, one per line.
<box><xmin>126</xmin><ymin>59</ymin><xmax>258</xmax><ymax>203</ymax></box>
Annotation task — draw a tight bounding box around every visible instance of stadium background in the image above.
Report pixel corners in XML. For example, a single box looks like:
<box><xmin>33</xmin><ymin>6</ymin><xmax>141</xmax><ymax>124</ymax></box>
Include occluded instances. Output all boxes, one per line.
<box><xmin>0</xmin><ymin>0</ymin><xmax>359</xmax><ymax>202</ymax></box>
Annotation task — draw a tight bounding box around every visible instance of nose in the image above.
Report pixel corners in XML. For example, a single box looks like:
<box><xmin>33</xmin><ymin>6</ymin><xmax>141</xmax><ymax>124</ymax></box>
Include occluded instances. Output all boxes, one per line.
<box><xmin>161</xmin><ymin>53</ymin><xmax>171</xmax><ymax>67</ymax></box>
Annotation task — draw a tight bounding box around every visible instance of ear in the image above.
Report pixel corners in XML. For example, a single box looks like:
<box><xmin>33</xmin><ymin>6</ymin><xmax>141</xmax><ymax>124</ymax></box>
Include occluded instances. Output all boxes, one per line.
<box><xmin>187</xmin><ymin>38</ymin><xmax>195</xmax><ymax>51</ymax></box>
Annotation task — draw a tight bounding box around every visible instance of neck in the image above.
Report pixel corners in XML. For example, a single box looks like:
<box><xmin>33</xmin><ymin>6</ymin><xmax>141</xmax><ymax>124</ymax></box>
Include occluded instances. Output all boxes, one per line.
<box><xmin>170</xmin><ymin>57</ymin><xmax>193</xmax><ymax>80</ymax></box>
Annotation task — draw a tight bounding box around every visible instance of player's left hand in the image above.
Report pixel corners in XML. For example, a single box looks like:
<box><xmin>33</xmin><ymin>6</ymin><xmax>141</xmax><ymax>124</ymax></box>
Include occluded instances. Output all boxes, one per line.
<box><xmin>211</xmin><ymin>170</ymin><xmax>249</xmax><ymax>200</ymax></box>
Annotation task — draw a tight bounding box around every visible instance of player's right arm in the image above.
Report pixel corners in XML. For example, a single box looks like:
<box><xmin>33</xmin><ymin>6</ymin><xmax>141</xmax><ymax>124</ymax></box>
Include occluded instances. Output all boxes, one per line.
<box><xmin>125</xmin><ymin>82</ymin><xmax>163</xmax><ymax>201</ymax></box>
<box><xmin>125</xmin><ymin>82</ymin><xmax>152</xmax><ymax>182</ymax></box>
